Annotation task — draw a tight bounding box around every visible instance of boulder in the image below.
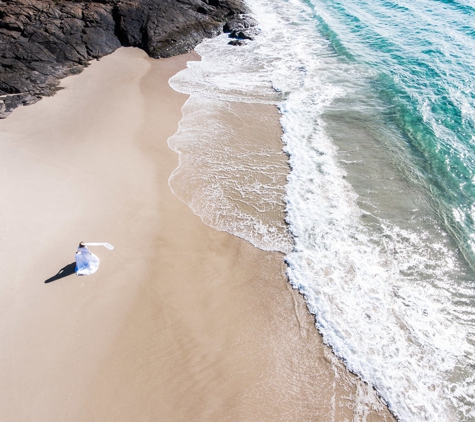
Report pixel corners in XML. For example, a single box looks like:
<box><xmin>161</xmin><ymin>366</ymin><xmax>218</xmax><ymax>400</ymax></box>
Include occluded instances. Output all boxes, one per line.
<box><xmin>223</xmin><ymin>14</ymin><xmax>259</xmax><ymax>40</ymax></box>
<box><xmin>228</xmin><ymin>39</ymin><xmax>245</xmax><ymax>46</ymax></box>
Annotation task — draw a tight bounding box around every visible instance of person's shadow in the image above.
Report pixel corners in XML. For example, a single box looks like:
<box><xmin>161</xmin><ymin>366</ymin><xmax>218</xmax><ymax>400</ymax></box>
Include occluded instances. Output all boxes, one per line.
<box><xmin>44</xmin><ymin>262</ymin><xmax>76</xmax><ymax>283</ymax></box>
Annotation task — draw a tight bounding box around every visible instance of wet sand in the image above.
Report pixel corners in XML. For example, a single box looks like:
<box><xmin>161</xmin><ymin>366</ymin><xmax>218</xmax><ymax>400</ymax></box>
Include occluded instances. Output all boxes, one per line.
<box><xmin>0</xmin><ymin>47</ymin><xmax>393</xmax><ymax>421</ymax></box>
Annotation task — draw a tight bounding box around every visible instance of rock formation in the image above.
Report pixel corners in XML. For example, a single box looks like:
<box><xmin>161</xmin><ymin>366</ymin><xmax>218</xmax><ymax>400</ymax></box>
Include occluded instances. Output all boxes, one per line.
<box><xmin>224</xmin><ymin>14</ymin><xmax>259</xmax><ymax>41</ymax></box>
<box><xmin>0</xmin><ymin>0</ymin><xmax>252</xmax><ymax>118</ymax></box>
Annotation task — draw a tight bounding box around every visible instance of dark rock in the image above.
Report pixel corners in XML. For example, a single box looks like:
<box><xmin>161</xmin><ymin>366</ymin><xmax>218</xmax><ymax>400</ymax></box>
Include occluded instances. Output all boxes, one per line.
<box><xmin>232</xmin><ymin>29</ymin><xmax>258</xmax><ymax>40</ymax></box>
<box><xmin>223</xmin><ymin>15</ymin><xmax>258</xmax><ymax>33</ymax></box>
<box><xmin>0</xmin><ymin>0</ymin><xmax>250</xmax><ymax>118</ymax></box>
<box><xmin>228</xmin><ymin>39</ymin><xmax>245</xmax><ymax>46</ymax></box>
<box><xmin>0</xmin><ymin>93</ymin><xmax>39</xmax><ymax>119</ymax></box>
<box><xmin>223</xmin><ymin>14</ymin><xmax>259</xmax><ymax>41</ymax></box>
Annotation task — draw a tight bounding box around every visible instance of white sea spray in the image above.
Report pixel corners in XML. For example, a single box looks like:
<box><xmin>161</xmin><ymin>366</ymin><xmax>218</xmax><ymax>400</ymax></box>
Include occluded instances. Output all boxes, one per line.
<box><xmin>169</xmin><ymin>0</ymin><xmax>475</xmax><ymax>419</ymax></box>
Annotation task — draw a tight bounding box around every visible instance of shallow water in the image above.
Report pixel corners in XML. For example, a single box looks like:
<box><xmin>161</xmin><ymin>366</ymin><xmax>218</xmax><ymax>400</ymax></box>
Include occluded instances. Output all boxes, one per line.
<box><xmin>168</xmin><ymin>100</ymin><xmax>291</xmax><ymax>252</ymax></box>
<box><xmin>170</xmin><ymin>0</ymin><xmax>475</xmax><ymax>420</ymax></box>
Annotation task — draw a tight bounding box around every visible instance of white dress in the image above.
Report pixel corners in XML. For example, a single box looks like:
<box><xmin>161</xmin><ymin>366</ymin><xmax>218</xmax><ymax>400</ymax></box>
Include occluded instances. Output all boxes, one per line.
<box><xmin>75</xmin><ymin>246</ymin><xmax>100</xmax><ymax>276</ymax></box>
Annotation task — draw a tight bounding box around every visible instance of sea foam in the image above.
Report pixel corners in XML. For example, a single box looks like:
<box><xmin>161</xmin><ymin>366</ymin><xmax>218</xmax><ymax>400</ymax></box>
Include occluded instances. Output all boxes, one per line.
<box><xmin>169</xmin><ymin>0</ymin><xmax>475</xmax><ymax>420</ymax></box>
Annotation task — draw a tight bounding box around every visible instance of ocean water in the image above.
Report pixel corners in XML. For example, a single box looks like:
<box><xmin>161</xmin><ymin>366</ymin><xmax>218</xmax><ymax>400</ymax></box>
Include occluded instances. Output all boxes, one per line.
<box><xmin>169</xmin><ymin>0</ymin><xmax>475</xmax><ymax>420</ymax></box>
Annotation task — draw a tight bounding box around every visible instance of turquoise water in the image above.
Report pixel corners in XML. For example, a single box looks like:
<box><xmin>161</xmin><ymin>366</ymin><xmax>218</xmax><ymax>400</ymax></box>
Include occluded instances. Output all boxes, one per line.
<box><xmin>290</xmin><ymin>0</ymin><xmax>475</xmax><ymax>419</ymax></box>
<box><xmin>170</xmin><ymin>0</ymin><xmax>475</xmax><ymax>419</ymax></box>
<box><xmin>310</xmin><ymin>0</ymin><xmax>475</xmax><ymax>269</ymax></box>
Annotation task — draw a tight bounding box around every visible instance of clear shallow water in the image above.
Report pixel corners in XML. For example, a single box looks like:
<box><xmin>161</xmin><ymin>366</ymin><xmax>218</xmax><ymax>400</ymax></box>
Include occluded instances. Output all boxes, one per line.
<box><xmin>170</xmin><ymin>0</ymin><xmax>475</xmax><ymax>420</ymax></box>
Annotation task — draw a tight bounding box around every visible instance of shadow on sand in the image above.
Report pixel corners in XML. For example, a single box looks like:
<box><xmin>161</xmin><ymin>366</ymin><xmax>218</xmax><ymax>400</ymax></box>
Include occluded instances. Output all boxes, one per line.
<box><xmin>45</xmin><ymin>262</ymin><xmax>76</xmax><ymax>283</ymax></box>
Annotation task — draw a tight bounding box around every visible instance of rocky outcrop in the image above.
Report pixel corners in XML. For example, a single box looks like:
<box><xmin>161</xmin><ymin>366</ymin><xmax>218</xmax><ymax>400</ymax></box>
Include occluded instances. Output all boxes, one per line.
<box><xmin>224</xmin><ymin>14</ymin><xmax>258</xmax><ymax>41</ymax></box>
<box><xmin>0</xmin><ymin>0</ymin><xmax>251</xmax><ymax>118</ymax></box>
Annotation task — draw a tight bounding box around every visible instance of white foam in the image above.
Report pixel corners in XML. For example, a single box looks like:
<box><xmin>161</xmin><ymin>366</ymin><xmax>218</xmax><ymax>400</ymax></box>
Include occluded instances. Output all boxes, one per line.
<box><xmin>168</xmin><ymin>0</ymin><xmax>475</xmax><ymax>419</ymax></box>
<box><xmin>169</xmin><ymin>54</ymin><xmax>292</xmax><ymax>252</ymax></box>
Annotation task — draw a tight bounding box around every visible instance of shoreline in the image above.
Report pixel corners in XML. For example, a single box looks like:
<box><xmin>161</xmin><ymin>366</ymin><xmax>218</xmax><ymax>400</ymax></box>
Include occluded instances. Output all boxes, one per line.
<box><xmin>0</xmin><ymin>47</ymin><xmax>393</xmax><ymax>420</ymax></box>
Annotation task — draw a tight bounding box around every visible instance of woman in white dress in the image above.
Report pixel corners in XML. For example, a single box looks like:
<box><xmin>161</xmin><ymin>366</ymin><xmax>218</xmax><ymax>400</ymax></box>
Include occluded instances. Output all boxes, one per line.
<box><xmin>75</xmin><ymin>241</ymin><xmax>100</xmax><ymax>276</ymax></box>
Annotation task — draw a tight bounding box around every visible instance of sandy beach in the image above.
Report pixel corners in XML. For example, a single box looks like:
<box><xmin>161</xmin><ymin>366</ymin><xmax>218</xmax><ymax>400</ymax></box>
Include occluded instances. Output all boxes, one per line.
<box><xmin>0</xmin><ymin>47</ymin><xmax>393</xmax><ymax>421</ymax></box>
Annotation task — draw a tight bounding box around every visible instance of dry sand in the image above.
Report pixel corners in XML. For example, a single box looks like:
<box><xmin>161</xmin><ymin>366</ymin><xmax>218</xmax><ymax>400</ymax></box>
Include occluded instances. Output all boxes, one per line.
<box><xmin>0</xmin><ymin>47</ymin><xmax>394</xmax><ymax>421</ymax></box>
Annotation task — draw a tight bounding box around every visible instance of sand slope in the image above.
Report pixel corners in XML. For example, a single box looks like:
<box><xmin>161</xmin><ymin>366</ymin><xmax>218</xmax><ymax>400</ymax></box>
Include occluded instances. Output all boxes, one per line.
<box><xmin>0</xmin><ymin>47</ymin><xmax>393</xmax><ymax>421</ymax></box>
